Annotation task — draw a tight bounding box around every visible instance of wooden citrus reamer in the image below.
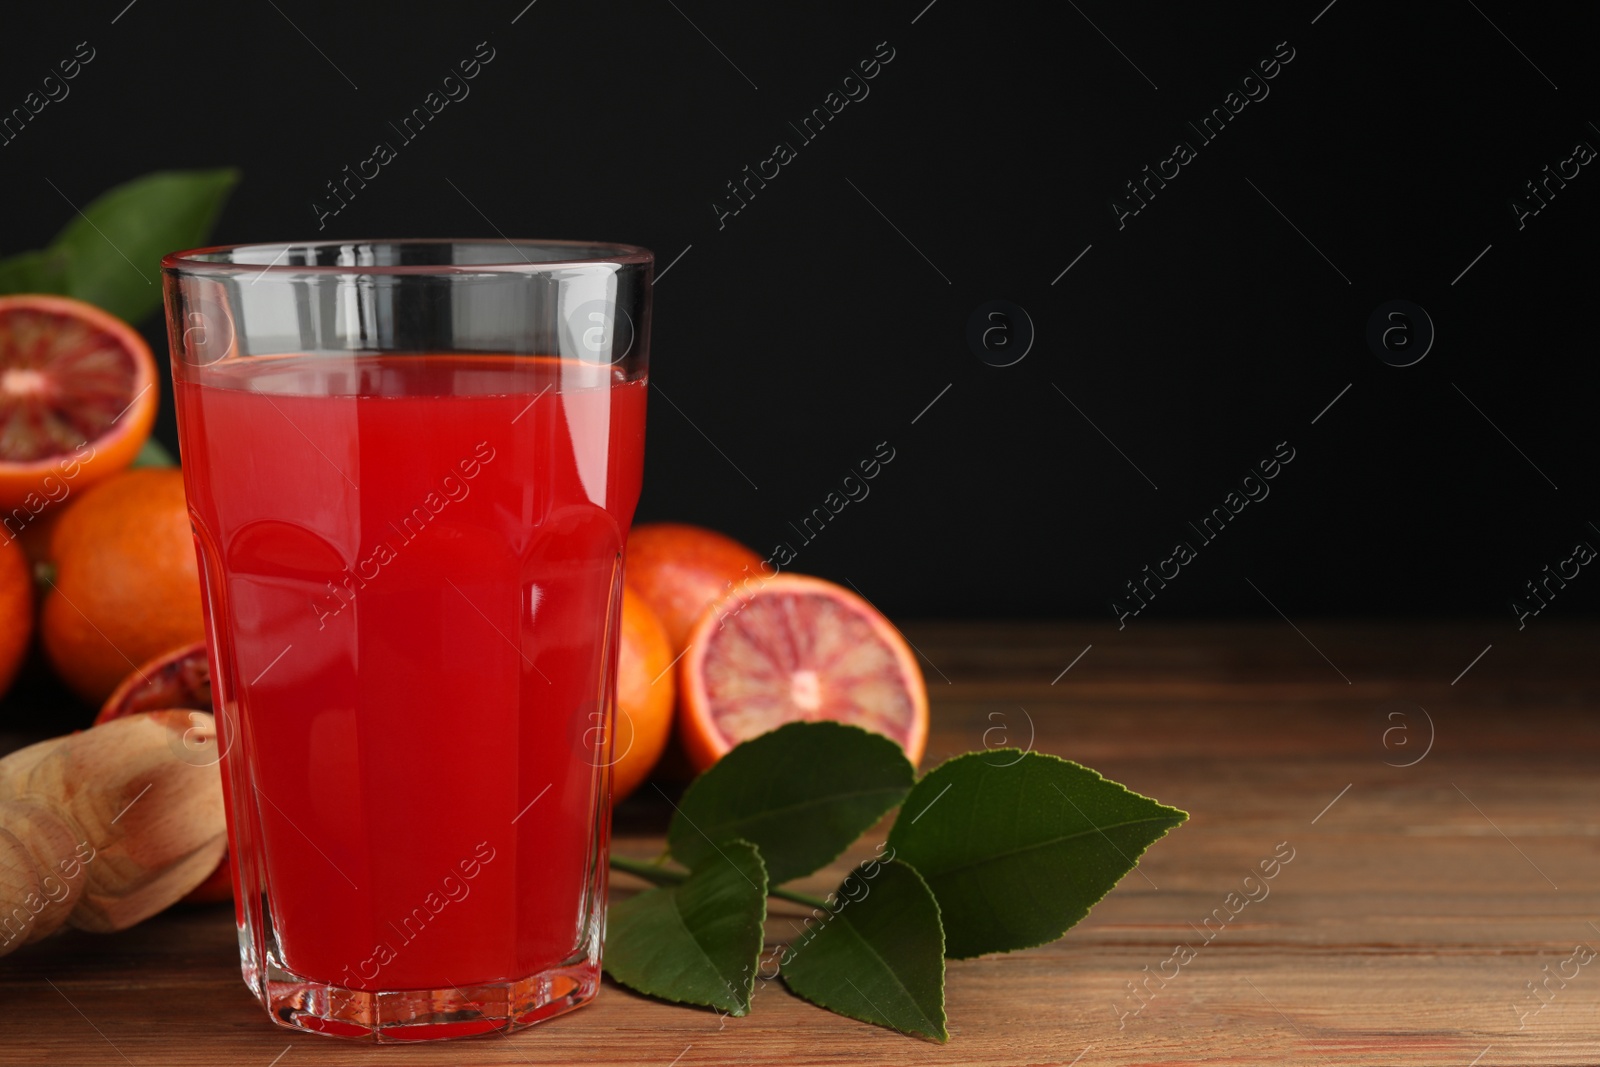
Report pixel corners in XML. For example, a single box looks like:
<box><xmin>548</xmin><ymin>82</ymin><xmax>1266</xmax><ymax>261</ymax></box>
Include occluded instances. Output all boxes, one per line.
<box><xmin>0</xmin><ymin>711</ymin><xmax>226</xmax><ymax>955</ymax></box>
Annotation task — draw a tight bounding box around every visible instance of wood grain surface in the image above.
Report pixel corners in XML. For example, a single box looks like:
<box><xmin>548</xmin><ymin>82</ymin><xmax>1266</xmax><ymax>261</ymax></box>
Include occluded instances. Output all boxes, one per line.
<box><xmin>1</xmin><ymin>622</ymin><xmax>1596</xmax><ymax>1066</ymax></box>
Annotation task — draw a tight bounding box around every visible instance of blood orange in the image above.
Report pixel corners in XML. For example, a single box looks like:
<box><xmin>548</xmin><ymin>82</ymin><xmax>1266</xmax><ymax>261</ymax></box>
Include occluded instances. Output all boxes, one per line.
<box><xmin>625</xmin><ymin>523</ymin><xmax>764</xmax><ymax>653</ymax></box>
<box><xmin>95</xmin><ymin>639</ymin><xmax>212</xmax><ymax>725</ymax></box>
<box><xmin>41</xmin><ymin>467</ymin><xmax>206</xmax><ymax>704</ymax></box>
<box><xmin>610</xmin><ymin>587</ymin><xmax>675</xmax><ymax>804</ymax></box>
<box><xmin>0</xmin><ymin>533</ymin><xmax>31</xmax><ymax>701</ymax></box>
<box><xmin>678</xmin><ymin>574</ymin><xmax>928</xmax><ymax>773</ymax></box>
<box><xmin>0</xmin><ymin>295</ymin><xmax>157</xmax><ymax>517</ymax></box>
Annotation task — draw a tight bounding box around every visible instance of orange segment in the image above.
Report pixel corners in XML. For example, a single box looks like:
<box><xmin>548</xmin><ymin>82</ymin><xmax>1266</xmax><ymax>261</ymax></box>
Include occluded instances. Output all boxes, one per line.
<box><xmin>0</xmin><ymin>294</ymin><xmax>157</xmax><ymax>513</ymax></box>
<box><xmin>678</xmin><ymin>573</ymin><xmax>928</xmax><ymax>773</ymax></box>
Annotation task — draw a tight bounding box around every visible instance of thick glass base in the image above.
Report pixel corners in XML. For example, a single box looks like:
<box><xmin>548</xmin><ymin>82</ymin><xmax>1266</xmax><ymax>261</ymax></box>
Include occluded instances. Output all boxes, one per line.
<box><xmin>249</xmin><ymin>944</ymin><xmax>601</xmax><ymax>1042</ymax></box>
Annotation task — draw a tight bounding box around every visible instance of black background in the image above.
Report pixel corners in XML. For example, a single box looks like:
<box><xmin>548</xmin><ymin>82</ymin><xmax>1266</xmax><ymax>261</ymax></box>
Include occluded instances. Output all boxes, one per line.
<box><xmin>2</xmin><ymin>0</ymin><xmax>1596</xmax><ymax>623</ymax></box>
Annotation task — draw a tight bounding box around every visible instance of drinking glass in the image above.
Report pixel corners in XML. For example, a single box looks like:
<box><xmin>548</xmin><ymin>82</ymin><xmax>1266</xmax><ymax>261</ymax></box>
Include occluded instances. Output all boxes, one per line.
<box><xmin>161</xmin><ymin>239</ymin><xmax>652</xmax><ymax>1040</ymax></box>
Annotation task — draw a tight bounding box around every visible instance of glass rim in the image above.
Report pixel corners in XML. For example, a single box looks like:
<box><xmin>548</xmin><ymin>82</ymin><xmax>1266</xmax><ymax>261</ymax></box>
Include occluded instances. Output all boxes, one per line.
<box><xmin>161</xmin><ymin>238</ymin><xmax>654</xmax><ymax>276</ymax></box>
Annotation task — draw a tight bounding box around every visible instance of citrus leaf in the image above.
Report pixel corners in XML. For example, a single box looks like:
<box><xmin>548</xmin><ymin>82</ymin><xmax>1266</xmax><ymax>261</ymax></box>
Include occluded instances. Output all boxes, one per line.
<box><xmin>0</xmin><ymin>249</ymin><xmax>66</xmax><ymax>295</ymax></box>
<box><xmin>45</xmin><ymin>169</ymin><xmax>239</xmax><ymax>325</ymax></box>
<box><xmin>604</xmin><ymin>838</ymin><xmax>767</xmax><ymax>1014</ymax></box>
<box><xmin>131</xmin><ymin>438</ymin><xmax>176</xmax><ymax>468</ymax></box>
<box><xmin>887</xmin><ymin>751</ymin><xmax>1187</xmax><ymax>959</ymax></box>
<box><xmin>781</xmin><ymin>859</ymin><xmax>946</xmax><ymax>1041</ymax></box>
<box><xmin>667</xmin><ymin>721</ymin><xmax>914</xmax><ymax>885</ymax></box>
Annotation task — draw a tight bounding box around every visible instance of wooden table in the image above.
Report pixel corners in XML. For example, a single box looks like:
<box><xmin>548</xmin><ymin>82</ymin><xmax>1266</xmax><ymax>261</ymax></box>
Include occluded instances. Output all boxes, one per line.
<box><xmin>2</xmin><ymin>622</ymin><xmax>1597</xmax><ymax>1066</ymax></box>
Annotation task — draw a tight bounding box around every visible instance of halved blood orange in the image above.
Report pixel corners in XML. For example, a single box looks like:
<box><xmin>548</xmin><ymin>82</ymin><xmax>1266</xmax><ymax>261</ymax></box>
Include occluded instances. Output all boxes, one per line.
<box><xmin>97</xmin><ymin>640</ymin><xmax>233</xmax><ymax>904</ymax></box>
<box><xmin>678</xmin><ymin>573</ymin><xmax>928</xmax><ymax>773</ymax></box>
<box><xmin>95</xmin><ymin>639</ymin><xmax>212</xmax><ymax>726</ymax></box>
<box><xmin>0</xmin><ymin>294</ymin><xmax>158</xmax><ymax>512</ymax></box>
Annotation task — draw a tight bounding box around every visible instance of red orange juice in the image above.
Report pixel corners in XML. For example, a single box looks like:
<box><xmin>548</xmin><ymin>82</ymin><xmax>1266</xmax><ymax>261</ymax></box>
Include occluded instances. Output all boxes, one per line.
<box><xmin>174</xmin><ymin>354</ymin><xmax>645</xmax><ymax>991</ymax></box>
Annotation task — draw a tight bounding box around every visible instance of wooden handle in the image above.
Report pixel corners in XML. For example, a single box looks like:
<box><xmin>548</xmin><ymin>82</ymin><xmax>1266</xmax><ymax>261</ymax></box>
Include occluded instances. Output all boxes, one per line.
<box><xmin>0</xmin><ymin>711</ymin><xmax>227</xmax><ymax>955</ymax></box>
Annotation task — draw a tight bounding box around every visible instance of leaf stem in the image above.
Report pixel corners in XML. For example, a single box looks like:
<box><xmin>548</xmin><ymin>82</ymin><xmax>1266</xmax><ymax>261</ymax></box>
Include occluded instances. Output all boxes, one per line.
<box><xmin>609</xmin><ymin>854</ymin><xmax>832</xmax><ymax>911</ymax></box>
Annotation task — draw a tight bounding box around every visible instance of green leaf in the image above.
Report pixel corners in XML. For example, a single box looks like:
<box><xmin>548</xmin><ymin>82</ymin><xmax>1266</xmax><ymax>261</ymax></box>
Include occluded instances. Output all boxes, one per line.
<box><xmin>604</xmin><ymin>838</ymin><xmax>768</xmax><ymax>1014</ymax></box>
<box><xmin>782</xmin><ymin>859</ymin><xmax>947</xmax><ymax>1042</ymax></box>
<box><xmin>668</xmin><ymin>721</ymin><xmax>914</xmax><ymax>885</ymax></box>
<box><xmin>131</xmin><ymin>438</ymin><xmax>176</xmax><ymax>468</ymax></box>
<box><xmin>887</xmin><ymin>751</ymin><xmax>1187</xmax><ymax>959</ymax></box>
<box><xmin>0</xmin><ymin>249</ymin><xmax>66</xmax><ymax>294</ymax></box>
<box><xmin>34</xmin><ymin>169</ymin><xmax>238</xmax><ymax>324</ymax></box>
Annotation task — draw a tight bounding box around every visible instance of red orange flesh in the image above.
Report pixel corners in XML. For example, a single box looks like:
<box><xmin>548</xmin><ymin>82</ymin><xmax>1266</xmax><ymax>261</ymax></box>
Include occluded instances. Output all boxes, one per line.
<box><xmin>0</xmin><ymin>294</ymin><xmax>157</xmax><ymax>512</ymax></box>
<box><xmin>678</xmin><ymin>573</ymin><xmax>928</xmax><ymax>773</ymax></box>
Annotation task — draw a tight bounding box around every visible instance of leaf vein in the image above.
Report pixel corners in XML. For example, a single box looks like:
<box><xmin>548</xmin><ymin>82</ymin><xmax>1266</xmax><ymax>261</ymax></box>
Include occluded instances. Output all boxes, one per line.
<box><xmin>924</xmin><ymin>813</ymin><xmax>1185</xmax><ymax>878</ymax></box>
<box><xmin>695</xmin><ymin>785</ymin><xmax>910</xmax><ymax>834</ymax></box>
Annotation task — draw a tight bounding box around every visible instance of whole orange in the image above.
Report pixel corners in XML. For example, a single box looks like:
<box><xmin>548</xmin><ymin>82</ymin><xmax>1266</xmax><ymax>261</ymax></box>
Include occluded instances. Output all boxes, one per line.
<box><xmin>0</xmin><ymin>533</ymin><xmax>33</xmax><ymax>700</ymax></box>
<box><xmin>625</xmin><ymin>523</ymin><xmax>764</xmax><ymax>654</ymax></box>
<box><xmin>41</xmin><ymin>468</ymin><xmax>206</xmax><ymax>704</ymax></box>
<box><xmin>611</xmin><ymin>586</ymin><xmax>675</xmax><ymax>804</ymax></box>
